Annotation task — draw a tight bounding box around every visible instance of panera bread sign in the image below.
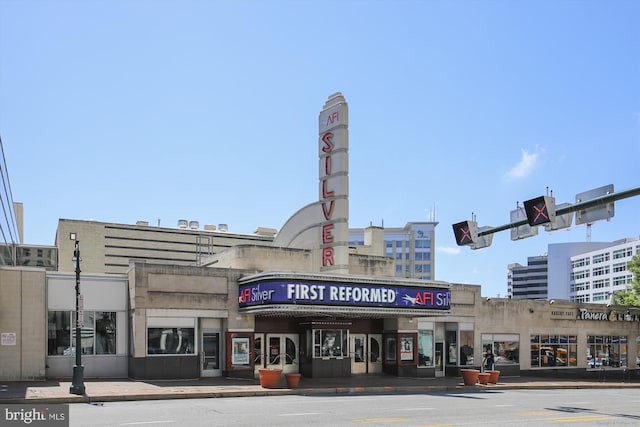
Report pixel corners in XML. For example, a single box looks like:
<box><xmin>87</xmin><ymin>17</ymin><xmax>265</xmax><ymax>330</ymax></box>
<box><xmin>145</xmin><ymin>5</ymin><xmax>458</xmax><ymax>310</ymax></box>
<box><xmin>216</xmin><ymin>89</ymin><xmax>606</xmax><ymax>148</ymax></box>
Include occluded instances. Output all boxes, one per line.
<box><xmin>578</xmin><ymin>308</ymin><xmax>640</xmax><ymax>322</ymax></box>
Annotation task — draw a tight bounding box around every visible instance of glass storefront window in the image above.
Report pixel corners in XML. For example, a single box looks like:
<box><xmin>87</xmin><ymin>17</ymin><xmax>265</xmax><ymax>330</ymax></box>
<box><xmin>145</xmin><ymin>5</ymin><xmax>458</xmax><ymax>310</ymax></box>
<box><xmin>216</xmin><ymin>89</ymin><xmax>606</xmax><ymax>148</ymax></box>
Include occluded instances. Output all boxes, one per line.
<box><xmin>587</xmin><ymin>335</ymin><xmax>627</xmax><ymax>368</ymax></box>
<box><xmin>459</xmin><ymin>330</ymin><xmax>474</xmax><ymax>366</ymax></box>
<box><xmin>95</xmin><ymin>312</ymin><xmax>116</xmax><ymax>355</ymax></box>
<box><xmin>418</xmin><ymin>330</ymin><xmax>433</xmax><ymax>367</ymax></box>
<box><xmin>482</xmin><ymin>334</ymin><xmax>519</xmax><ymax>365</ymax></box>
<box><xmin>204</xmin><ymin>332</ymin><xmax>220</xmax><ymax>370</ymax></box>
<box><xmin>530</xmin><ymin>335</ymin><xmax>577</xmax><ymax>367</ymax></box>
<box><xmin>255</xmin><ymin>335</ymin><xmax>263</xmax><ymax>365</ymax></box>
<box><xmin>48</xmin><ymin>311</ymin><xmax>71</xmax><ymax>356</ymax></box>
<box><xmin>445</xmin><ymin>330</ymin><xmax>457</xmax><ymax>365</ymax></box>
<box><xmin>76</xmin><ymin>312</ymin><xmax>95</xmax><ymax>355</ymax></box>
<box><xmin>386</xmin><ymin>337</ymin><xmax>397</xmax><ymax>361</ymax></box>
<box><xmin>147</xmin><ymin>328</ymin><xmax>195</xmax><ymax>355</ymax></box>
<box><xmin>312</xmin><ymin>329</ymin><xmax>347</xmax><ymax>358</ymax></box>
<box><xmin>48</xmin><ymin>310</ymin><xmax>118</xmax><ymax>356</ymax></box>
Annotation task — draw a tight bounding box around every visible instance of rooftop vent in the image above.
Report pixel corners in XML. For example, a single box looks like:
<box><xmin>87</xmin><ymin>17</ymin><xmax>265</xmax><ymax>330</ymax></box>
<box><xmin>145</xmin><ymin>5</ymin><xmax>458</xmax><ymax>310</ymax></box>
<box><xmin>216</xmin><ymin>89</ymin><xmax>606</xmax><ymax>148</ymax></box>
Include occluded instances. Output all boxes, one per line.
<box><xmin>204</xmin><ymin>224</ymin><xmax>216</xmax><ymax>231</ymax></box>
<box><xmin>218</xmin><ymin>223</ymin><xmax>228</xmax><ymax>232</ymax></box>
<box><xmin>136</xmin><ymin>221</ymin><xmax>149</xmax><ymax>226</ymax></box>
<box><xmin>177</xmin><ymin>219</ymin><xmax>188</xmax><ymax>229</ymax></box>
<box><xmin>254</xmin><ymin>227</ymin><xmax>277</xmax><ymax>237</ymax></box>
<box><xmin>189</xmin><ymin>220</ymin><xmax>199</xmax><ymax>230</ymax></box>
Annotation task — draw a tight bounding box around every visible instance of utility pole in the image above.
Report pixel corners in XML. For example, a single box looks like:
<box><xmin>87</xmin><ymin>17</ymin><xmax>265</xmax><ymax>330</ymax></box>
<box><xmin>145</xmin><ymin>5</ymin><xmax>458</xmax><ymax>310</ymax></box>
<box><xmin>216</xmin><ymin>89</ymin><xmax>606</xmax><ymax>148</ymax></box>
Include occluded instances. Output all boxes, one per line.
<box><xmin>69</xmin><ymin>239</ymin><xmax>85</xmax><ymax>395</ymax></box>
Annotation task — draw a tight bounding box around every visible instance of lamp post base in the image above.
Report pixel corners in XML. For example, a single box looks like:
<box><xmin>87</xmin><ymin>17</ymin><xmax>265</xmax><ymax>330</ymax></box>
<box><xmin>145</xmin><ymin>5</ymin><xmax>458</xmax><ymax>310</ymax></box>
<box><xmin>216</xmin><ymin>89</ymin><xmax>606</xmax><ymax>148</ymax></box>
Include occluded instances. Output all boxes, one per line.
<box><xmin>70</xmin><ymin>365</ymin><xmax>85</xmax><ymax>395</ymax></box>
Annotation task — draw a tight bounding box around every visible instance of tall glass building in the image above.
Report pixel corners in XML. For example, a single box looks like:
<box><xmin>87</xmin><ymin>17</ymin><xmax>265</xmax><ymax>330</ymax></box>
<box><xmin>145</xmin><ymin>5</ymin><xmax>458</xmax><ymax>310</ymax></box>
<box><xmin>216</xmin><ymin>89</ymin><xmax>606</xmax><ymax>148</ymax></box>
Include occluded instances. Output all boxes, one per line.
<box><xmin>349</xmin><ymin>222</ymin><xmax>437</xmax><ymax>280</ymax></box>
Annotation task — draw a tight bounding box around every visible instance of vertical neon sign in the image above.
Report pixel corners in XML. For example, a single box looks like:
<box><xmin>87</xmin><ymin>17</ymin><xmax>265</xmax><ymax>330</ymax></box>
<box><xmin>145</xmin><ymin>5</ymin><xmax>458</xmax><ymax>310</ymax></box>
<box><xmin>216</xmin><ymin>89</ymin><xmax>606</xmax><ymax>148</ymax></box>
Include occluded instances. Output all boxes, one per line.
<box><xmin>318</xmin><ymin>93</ymin><xmax>349</xmax><ymax>273</ymax></box>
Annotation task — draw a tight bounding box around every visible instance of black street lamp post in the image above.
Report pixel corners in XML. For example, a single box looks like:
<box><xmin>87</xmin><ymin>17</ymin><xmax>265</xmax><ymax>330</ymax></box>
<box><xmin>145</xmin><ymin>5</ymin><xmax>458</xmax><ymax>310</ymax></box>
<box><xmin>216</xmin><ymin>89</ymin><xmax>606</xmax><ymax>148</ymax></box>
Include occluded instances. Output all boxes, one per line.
<box><xmin>70</xmin><ymin>239</ymin><xmax>85</xmax><ymax>395</ymax></box>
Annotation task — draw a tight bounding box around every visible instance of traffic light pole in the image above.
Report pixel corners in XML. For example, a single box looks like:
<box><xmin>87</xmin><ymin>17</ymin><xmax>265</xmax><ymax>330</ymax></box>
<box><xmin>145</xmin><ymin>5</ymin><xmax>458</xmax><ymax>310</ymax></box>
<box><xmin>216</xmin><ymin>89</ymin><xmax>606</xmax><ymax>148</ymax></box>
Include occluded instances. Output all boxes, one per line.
<box><xmin>477</xmin><ymin>185</ymin><xmax>640</xmax><ymax>237</ymax></box>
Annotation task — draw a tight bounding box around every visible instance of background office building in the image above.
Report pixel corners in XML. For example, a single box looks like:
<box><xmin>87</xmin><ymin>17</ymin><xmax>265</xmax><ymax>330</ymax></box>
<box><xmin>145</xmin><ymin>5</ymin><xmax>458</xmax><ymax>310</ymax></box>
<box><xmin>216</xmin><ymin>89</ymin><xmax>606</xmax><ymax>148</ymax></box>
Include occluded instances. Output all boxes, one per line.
<box><xmin>350</xmin><ymin>221</ymin><xmax>437</xmax><ymax>281</ymax></box>
<box><xmin>54</xmin><ymin>218</ymin><xmax>277</xmax><ymax>275</ymax></box>
<box><xmin>508</xmin><ymin>256</ymin><xmax>548</xmax><ymax>300</ymax></box>
<box><xmin>567</xmin><ymin>238</ymin><xmax>639</xmax><ymax>303</ymax></box>
<box><xmin>508</xmin><ymin>238</ymin><xmax>639</xmax><ymax>303</ymax></box>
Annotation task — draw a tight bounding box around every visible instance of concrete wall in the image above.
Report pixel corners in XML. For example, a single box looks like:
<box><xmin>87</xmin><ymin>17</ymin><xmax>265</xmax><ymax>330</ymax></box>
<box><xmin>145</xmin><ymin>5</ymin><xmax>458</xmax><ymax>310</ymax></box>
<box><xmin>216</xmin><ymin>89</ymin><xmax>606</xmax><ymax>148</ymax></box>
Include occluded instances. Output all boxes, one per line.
<box><xmin>205</xmin><ymin>244</ymin><xmax>395</xmax><ymax>278</ymax></box>
<box><xmin>208</xmin><ymin>245</ymin><xmax>312</xmax><ymax>272</ymax></box>
<box><xmin>0</xmin><ymin>267</ymin><xmax>46</xmax><ymax>380</ymax></box>
<box><xmin>128</xmin><ymin>263</ymin><xmax>254</xmax><ymax>357</ymax></box>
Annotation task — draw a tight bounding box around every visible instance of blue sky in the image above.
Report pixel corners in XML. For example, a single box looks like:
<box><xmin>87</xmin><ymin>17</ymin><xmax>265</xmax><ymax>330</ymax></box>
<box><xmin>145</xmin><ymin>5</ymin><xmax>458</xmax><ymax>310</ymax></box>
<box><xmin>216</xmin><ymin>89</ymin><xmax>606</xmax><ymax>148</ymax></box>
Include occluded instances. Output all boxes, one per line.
<box><xmin>1</xmin><ymin>0</ymin><xmax>638</xmax><ymax>298</ymax></box>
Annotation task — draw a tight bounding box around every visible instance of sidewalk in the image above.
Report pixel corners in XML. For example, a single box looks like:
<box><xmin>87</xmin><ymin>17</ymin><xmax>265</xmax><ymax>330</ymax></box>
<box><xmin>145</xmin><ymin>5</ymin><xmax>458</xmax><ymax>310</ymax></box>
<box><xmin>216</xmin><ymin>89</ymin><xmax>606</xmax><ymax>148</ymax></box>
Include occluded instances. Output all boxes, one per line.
<box><xmin>2</xmin><ymin>374</ymin><xmax>640</xmax><ymax>404</ymax></box>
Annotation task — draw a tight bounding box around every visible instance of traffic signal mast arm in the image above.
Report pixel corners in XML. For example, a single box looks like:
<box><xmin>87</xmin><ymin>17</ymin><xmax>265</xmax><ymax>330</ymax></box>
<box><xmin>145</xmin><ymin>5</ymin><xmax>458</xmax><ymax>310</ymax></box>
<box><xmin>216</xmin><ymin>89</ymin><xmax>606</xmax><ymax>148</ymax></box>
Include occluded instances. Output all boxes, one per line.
<box><xmin>477</xmin><ymin>185</ymin><xmax>640</xmax><ymax>238</ymax></box>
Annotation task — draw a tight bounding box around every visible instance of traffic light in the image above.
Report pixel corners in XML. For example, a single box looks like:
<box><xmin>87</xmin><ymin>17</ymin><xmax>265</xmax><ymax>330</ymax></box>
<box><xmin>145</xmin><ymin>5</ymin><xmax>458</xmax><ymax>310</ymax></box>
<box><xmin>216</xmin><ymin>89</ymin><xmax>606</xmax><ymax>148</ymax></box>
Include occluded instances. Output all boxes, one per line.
<box><xmin>523</xmin><ymin>196</ymin><xmax>556</xmax><ymax>226</ymax></box>
<box><xmin>452</xmin><ymin>220</ymin><xmax>478</xmax><ymax>246</ymax></box>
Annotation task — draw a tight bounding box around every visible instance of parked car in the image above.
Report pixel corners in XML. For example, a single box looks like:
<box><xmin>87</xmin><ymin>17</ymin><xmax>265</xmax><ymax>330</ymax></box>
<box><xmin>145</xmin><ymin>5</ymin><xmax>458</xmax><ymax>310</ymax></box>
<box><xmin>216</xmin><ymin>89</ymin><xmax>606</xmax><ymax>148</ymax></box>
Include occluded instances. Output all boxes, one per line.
<box><xmin>588</xmin><ymin>356</ymin><xmax>603</xmax><ymax>367</ymax></box>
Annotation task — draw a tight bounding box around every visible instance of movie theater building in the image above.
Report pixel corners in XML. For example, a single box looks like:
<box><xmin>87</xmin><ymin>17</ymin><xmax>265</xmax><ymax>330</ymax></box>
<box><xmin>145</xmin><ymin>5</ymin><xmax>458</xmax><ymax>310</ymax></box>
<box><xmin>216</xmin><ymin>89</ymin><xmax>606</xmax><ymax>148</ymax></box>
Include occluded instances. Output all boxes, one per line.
<box><xmin>1</xmin><ymin>92</ymin><xmax>638</xmax><ymax>381</ymax></box>
<box><xmin>125</xmin><ymin>243</ymin><xmax>456</xmax><ymax>380</ymax></box>
<box><xmin>122</xmin><ymin>253</ymin><xmax>640</xmax><ymax>381</ymax></box>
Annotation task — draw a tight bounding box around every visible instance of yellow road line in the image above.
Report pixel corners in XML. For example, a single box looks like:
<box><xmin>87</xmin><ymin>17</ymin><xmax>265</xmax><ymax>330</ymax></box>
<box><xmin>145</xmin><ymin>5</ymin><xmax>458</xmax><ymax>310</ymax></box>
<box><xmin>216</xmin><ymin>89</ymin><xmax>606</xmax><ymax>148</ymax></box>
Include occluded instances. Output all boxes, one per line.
<box><xmin>518</xmin><ymin>411</ymin><xmax>555</xmax><ymax>416</ymax></box>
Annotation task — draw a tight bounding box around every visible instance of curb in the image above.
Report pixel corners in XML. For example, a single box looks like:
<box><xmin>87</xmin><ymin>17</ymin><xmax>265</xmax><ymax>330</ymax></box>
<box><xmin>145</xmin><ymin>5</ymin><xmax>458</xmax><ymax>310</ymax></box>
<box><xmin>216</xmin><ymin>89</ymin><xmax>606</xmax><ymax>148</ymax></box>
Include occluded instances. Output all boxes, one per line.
<box><xmin>3</xmin><ymin>382</ymin><xmax>640</xmax><ymax>405</ymax></box>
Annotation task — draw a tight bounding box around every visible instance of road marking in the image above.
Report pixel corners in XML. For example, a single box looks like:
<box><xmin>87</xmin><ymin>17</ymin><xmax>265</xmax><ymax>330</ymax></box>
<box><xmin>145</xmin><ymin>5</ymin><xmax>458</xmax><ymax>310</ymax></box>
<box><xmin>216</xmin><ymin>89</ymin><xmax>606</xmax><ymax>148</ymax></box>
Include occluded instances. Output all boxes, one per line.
<box><xmin>354</xmin><ymin>417</ymin><xmax>410</xmax><ymax>423</ymax></box>
<box><xmin>549</xmin><ymin>415</ymin><xmax>610</xmax><ymax>422</ymax></box>
<box><xmin>518</xmin><ymin>411</ymin><xmax>555</xmax><ymax>416</ymax></box>
<box><xmin>396</xmin><ymin>407</ymin><xmax>436</xmax><ymax>411</ymax></box>
<box><xmin>279</xmin><ymin>412</ymin><xmax>321</xmax><ymax>416</ymax></box>
<box><xmin>120</xmin><ymin>422</ymin><xmax>175</xmax><ymax>426</ymax></box>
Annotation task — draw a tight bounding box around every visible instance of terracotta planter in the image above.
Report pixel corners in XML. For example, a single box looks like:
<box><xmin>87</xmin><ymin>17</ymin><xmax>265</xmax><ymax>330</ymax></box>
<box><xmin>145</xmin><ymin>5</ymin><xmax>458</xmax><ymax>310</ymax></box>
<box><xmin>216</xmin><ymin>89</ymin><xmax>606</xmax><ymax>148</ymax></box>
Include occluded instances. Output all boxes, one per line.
<box><xmin>486</xmin><ymin>370</ymin><xmax>500</xmax><ymax>384</ymax></box>
<box><xmin>258</xmin><ymin>369</ymin><xmax>282</xmax><ymax>388</ymax></box>
<box><xmin>460</xmin><ymin>369</ymin><xmax>480</xmax><ymax>386</ymax></box>
<box><xmin>285</xmin><ymin>373</ymin><xmax>301</xmax><ymax>388</ymax></box>
<box><xmin>478</xmin><ymin>372</ymin><xmax>490</xmax><ymax>385</ymax></box>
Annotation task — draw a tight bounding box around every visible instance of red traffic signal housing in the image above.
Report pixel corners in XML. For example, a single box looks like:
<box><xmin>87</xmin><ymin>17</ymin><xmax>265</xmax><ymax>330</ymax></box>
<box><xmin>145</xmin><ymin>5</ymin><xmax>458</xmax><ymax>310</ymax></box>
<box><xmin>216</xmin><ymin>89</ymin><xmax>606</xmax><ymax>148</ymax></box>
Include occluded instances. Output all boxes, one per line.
<box><xmin>523</xmin><ymin>195</ymin><xmax>556</xmax><ymax>226</ymax></box>
<box><xmin>452</xmin><ymin>220</ymin><xmax>478</xmax><ymax>246</ymax></box>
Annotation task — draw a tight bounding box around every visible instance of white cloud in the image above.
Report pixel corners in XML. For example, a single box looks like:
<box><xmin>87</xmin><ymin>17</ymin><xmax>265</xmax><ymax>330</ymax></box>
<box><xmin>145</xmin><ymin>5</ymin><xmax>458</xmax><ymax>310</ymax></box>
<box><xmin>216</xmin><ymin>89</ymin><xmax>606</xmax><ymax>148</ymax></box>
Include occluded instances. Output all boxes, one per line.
<box><xmin>438</xmin><ymin>246</ymin><xmax>461</xmax><ymax>255</ymax></box>
<box><xmin>504</xmin><ymin>148</ymin><xmax>539</xmax><ymax>180</ymax></box>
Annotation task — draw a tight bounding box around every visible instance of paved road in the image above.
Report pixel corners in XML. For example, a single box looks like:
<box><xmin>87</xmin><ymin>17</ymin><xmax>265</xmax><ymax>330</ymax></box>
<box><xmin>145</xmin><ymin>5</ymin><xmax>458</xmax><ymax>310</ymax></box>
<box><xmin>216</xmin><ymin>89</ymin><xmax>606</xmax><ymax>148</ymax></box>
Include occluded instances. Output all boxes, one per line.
<box><xmin>67</xmin><ymin>388</ymin><xmax>640</xmax><ymax>426</ymax></box>
<box><xmin>2</xmin><ymin>373</ymin><xmax>639</xmax><ymax>404</ymax></box>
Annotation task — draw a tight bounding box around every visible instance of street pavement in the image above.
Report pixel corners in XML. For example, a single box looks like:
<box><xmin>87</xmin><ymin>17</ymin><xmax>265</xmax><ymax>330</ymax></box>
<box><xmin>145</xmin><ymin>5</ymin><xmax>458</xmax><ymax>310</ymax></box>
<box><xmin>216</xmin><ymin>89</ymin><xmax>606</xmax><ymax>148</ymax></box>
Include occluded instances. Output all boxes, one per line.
<box><xmin>2</xmin><ymin>373</ymin><xmax>640</xmax><ymax>404</ymax></box>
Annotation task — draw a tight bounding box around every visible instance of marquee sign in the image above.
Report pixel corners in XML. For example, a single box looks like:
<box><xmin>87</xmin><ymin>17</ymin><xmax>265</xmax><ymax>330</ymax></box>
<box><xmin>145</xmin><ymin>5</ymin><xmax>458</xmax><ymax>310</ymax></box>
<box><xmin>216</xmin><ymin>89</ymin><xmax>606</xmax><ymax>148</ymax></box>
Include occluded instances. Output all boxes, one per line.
<box><xmin>238</xmin><ymin>280</ymin><xmax>451</xmax><ymax>310</ymax></box>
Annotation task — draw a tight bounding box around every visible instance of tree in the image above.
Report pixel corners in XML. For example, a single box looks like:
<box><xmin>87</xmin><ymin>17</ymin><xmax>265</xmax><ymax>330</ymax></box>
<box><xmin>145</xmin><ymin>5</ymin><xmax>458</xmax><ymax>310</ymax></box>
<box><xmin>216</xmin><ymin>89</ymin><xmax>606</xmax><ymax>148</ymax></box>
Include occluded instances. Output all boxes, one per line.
<box><xmin>614</xmin><ymin>254</ymin><xmax>640</xmax><ymax>306</ymax></box>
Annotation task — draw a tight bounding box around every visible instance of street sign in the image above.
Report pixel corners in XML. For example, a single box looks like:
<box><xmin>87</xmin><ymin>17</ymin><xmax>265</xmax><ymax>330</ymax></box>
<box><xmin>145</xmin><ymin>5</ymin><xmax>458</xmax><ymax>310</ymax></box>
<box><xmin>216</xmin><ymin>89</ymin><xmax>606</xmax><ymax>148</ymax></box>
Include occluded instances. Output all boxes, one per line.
<box><xmin>575</xmin><ymin>184</ymin><xmax>614</xmax><ymax>225</ymax></box>
<box><xmin>510</xmin><ymin>206</ymin><xmax>539</xmax><ymax>240</ymax></box>
<box><xmin>472</xmin><ymin>226</ymin><xmax>494</xmax><ymax>249</ymax></box>
<box><xmin>544</xmin><ymin>202</ymin><xmax>573</xmax><ymax>231</ymax></box>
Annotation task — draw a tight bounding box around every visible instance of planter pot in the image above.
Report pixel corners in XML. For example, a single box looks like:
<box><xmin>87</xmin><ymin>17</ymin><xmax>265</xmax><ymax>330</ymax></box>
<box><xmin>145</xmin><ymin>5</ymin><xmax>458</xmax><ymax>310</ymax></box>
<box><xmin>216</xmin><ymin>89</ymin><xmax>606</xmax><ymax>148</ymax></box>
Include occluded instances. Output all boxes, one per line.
<box><xmin>486</xmin><ymin>370</ymin><xmax>500</xmax><ymax>384</ymax></box>
<box><xmin>258</xmin><ymin>369</ymin><xmax>282</xmax><ymax>389</ymax></box>
<box><xmin>285</xmin><ymin>373</ymin><xmax>301</xmax><ymax>388</ymax></box>
<box><xmin>478</xmin><ymin>372</ymin><xmax>490</xmax><ymax>385</ymax></box>
<box><xmin>460</xmin><ymin>369</ymin><xmax>480</xmax><ymax>386</ymax></box>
